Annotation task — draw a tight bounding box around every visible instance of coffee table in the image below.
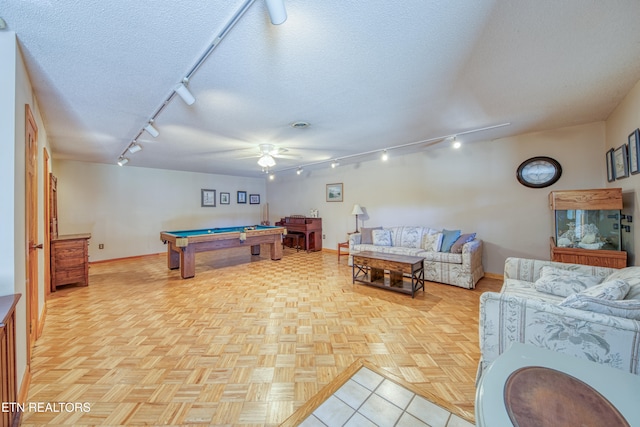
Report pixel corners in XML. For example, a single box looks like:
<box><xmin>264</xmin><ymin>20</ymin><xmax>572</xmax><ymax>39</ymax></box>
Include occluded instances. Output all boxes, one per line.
<box><xmin>352</xmin><ymin>251</ymin><xmax>425</xmax><ymax>298</ymax></box>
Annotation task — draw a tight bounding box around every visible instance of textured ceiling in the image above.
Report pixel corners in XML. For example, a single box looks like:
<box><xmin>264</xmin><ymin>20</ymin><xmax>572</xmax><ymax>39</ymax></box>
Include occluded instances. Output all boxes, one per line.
<box><xmin>4</xmin><ymin>0</ymin><xmax>640</xmax><ymax>177</ymax></box>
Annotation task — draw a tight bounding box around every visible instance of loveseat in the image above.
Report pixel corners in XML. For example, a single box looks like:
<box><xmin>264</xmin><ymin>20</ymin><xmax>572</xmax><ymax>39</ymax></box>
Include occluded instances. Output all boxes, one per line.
<box><xmin>478</xmin><ymin>257</ymin><xmax>640</xmax><ymax>381</ymax></box>
<box><xmin>348</xmin><ymin>226</ymin><xmax>484</xmax><ymax>289</ymax></box>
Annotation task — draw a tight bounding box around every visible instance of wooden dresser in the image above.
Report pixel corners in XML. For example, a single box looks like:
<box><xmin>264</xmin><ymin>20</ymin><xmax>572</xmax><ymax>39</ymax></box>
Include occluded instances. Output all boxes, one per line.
<box><xmin>50</xmin><ymin>233</ymin><xmax>91</xmax><ymax>291</ymax></box>
<box><xmin>0</xmin><ymin>294</ymin><xmax>21</xmax><ymax>427</ymax></box>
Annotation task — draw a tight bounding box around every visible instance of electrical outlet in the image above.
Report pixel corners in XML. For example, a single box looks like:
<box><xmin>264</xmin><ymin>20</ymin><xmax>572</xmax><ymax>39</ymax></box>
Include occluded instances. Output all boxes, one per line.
<box><xmin>323</xmin><ymin>234</ymin><xmax>326</xmax><ymax>239</ymax></box>
<box><xmin>98</xmin><ymin>244</ymin><xmax>104</xmax><ymax>249</ymax></box>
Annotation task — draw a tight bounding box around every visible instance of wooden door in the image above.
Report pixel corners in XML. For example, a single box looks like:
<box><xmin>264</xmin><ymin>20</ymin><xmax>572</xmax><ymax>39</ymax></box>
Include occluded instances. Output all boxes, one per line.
<box><xmin>25</xmin><ymin>105</ymin><xmax>39</xmax><ymax>358</ymax></box>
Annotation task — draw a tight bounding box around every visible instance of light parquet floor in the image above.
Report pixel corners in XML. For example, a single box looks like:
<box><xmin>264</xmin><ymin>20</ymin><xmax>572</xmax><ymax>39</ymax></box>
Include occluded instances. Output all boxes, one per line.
<box><xmin>24</xmin><ymin>247</ymin><xmax>502</xmax><ymax>426</ymax></box>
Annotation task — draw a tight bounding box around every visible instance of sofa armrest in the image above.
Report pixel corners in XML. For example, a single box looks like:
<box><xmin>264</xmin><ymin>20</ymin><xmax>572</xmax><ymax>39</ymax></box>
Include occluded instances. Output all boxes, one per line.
<box><xmin>461</xmin><ymin>239</ymin><xmax>483</xmax><ymax>273</ymax></box>
<box><xmin>348</xmin><ymin>233</ymin><xmax>361</xmax><ymax>250</ymax></box>
<box><xmin>479</xmin><ymin>291</ymin><xmax>640</xmax><ymax>376</ymax></box>
<box><xmin>503</xmin><ymin>257</ymin><xmax>617</xmax><ymax>282</ymax></box>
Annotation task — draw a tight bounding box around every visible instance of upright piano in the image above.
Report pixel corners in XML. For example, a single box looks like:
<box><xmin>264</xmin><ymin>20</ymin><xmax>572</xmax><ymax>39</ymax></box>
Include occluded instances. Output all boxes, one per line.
<box><xmin>275</xmin><ymin>216</ymin><xmax>322</xmax><ymax>252</ymax></box>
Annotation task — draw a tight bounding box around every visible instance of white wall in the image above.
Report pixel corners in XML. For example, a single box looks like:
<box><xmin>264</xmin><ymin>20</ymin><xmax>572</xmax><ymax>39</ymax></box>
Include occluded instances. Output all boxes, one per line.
<box><xmin>53</xmin><ymin>160</ymin><xmax>268</xmax><ymax>261</ymax></box>
<box><xmin>605</xmin><ymin>78</ymin><xmax>640</xmax><ymax>265</ymax></box>
<box><xmin>267</xmin><ymin>122</ymin><xmax>606</xmax><ymax>274</ymax></box>
<box><xmin>0</xmin><ymin>33</ymin><xmax>17</xmax><ymax>296</ymax></box>
<box><xmin>1</xmin><ymin>31</ymin><xmax>51</xmax><ymax>401</ymax></box>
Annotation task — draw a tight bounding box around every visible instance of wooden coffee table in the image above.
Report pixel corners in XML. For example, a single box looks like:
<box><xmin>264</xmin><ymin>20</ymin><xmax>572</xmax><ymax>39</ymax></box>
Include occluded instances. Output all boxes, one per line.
<box><xmin>352</xmin><ymin>251</ymin><xmax>425</xmax><ymax>298</ymax></box>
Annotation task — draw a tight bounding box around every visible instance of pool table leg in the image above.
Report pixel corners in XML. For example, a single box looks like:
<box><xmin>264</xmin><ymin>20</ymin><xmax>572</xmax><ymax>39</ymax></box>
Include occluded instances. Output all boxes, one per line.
<box><xmin>180</xmin><ymin>245</ymin><xmax>196</xmax><ymax>279</ymax></box>
<box><xmin>167</xmin><ymin>242</ymin><xmax>180</xmax><ymax>270</ymax></box>
<box><xmin>270</xmin><ymin>240</ymin><xmax>283</xmax><ymax>260</ymax></box>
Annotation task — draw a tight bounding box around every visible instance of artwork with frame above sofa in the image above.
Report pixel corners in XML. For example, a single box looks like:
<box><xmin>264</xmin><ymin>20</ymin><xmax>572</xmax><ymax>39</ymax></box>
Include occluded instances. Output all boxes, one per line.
<box><xmin>348</xmin><ymin>225</ymin><xmax>484</xmax><ymax>289</ymax></box>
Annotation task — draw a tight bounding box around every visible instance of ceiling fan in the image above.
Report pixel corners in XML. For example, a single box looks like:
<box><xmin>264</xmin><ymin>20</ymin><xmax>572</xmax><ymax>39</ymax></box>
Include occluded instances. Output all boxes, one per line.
<box><xmin>254</xmin><ymin>144</ymin><xmax>295</xmax><ymax>168</ymax></box>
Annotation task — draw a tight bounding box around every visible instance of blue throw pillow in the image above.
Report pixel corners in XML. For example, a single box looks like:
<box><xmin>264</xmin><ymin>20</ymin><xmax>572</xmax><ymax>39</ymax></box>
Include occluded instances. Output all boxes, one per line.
<box><xmin>440</xmin><ymin>229</ymin><xmax>461</xmax><ymax>252</ymax></box>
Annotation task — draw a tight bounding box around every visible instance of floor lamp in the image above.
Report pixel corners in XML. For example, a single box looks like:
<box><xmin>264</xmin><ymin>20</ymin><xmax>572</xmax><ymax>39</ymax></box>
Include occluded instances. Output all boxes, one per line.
<box><xmin>351</xmin><ymin>204</ymin><xmax>364</xmax><ymax>233</ymax></box>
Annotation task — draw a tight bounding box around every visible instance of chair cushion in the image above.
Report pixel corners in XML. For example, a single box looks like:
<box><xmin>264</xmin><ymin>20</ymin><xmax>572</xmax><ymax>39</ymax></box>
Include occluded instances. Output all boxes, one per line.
<box><xmin>440</xmin><ymin>229</ymin><xmax>461</xmax><ymax>252</ymax></box>
<box><xmin>449</xmin><ymin>233</ymin><xmax>476</xmax><ymax>253</ymax></box>
<box><xmin>360</xmin><ymin>227</ymin><xmax>382</xmax><ymax>244</ymax></box>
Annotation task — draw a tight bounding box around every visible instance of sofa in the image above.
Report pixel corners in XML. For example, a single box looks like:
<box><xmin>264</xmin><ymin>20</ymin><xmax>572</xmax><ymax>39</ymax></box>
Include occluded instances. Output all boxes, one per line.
<box><xmin>478</xmin><ymin>257</ymin><xmax>640</xmax><ymax>381</ymax></box>
<box><xmin>348</xmin><ymin>225</ymin><xmax>484</xmax><ymax>289</ymax></box>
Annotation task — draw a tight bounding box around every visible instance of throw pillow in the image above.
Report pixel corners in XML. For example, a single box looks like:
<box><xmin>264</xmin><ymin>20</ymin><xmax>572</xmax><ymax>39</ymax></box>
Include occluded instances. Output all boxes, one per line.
<box><xmin>560</xmin><ymin>296</ymin><xmax>640</xmax><ymax>320</ymax></box>
<box><xmin>449</xmin><ymin>233</ymin><xmax>476</xmax><ymax>254</ymax></box>
<box><xmin>534</xmin><ymin>267</ymin><xmax>604</xmax><ymax>297</ymax></box>
<box><xmin>422</xmin><ymin>232</ymin><xmax>443</xmax><ymax>252</ymax></box>
<box><xmin>575</xmin><ymin>279</ymin><xmax>630</xmax><ymax>300</ymax></box>
<box><xmin>440</xmin><ymin>229</ymin><xmax>461</xmax><ymax>252</ymax></box>
<box><xmin>372</xmin><ymin>229</ymin><xmax>392</xmax><ymax>246</ymax></box>
<box><xmin>604</xmin><ymin>267</ymin><xmax>640</xmax><ymax>300</ymax></box>
<box><xmin>360</xmin><ymin>227</ymin><xmax>382</xmax><ymax>245</ymax></box>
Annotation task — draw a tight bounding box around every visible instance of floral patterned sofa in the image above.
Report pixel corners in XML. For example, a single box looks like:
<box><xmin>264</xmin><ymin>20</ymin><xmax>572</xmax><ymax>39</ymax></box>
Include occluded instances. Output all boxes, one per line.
<box><xmin>348</xmin><ymin>225</ymin><xmax>484</xmax><ymax>289</ymax></box>
<box><xmin>478</xmin><ymin>257</ymin><xmax>640</xmax><ymax>381</ymax></box>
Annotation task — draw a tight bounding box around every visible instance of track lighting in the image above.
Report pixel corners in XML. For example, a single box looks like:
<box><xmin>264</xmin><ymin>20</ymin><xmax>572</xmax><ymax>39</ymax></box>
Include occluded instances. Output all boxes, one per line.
<box><xmin>331</xmin><ymin>160</ymin><xmax>339</xmax><ymax>168</ymax></box>
<box><xmin>269</xmin><ymin>173</ymin><xmax>275</xmax><ymax>180</ymax></box>
<box><xmin>145</xmin><ymin>122</ymin><xmax>159</xmax><ymax>138</ymax></box>
<box><xmin>381</xmin><ymin>150</ymin><xmax>389</xmax><ymax>161</ymax></box>
<box><xmin>117</xmin><ymin>157</ymin><xmax>129</xmax><ymax>166</ymax></box>
<box><xmin>175</xmin><ymin>82</ymin><xmax>196</xmax><ymax>105</ymax></box>
<box><xmin>128</xmin><ymin>143</ymin><xmax>142</xmax><ymax>154</ymax></box>
<box><xmin>264</xmin><ymin>0</ymin><xmax>287</xmax><ymax>25</ymax></box>
<box><xmin>452</xmin><ymin>136</ymin><xmax>461</xmax><ymax>149</ymax></box>
<box><xmin>296</xmin><ymin>167</ymin><xmax>303</xmax><ymax>175</ymax></box>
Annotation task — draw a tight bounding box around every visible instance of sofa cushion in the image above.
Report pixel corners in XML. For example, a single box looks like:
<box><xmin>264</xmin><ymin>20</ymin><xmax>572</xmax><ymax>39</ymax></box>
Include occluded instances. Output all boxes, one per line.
<box><xmin>440</xmin><ymin>229</ymin><xmax>461</xmax><ymax>252</ymax></box>
<box><xmin>577</xmin><ymin>279</ymin><xmax>630</xmax><ymax>300</ymax></box>
<box><xmin>422</xmin><ymin>232</ymin><xmax>443</xmax><ymax>252</ymax></box>
<box><xmin>534</xmin><ymin>266</ymin><xmax>604</xmax><ymax>297</ymax></box>
<box><xmin>418</xmin><ymin>250</ymin><xmax>463</xmax><ymax>264</ymax></box>
<box><xmin>391</xmin><ymin>226</ymin><xmax>427</xmax><ymax>249</ymax></box>
<box><xmin>372</xmin><ymin>229</ymin><xmax>392</xmax><ymax>246</ymax></box>
<box><xmin>449</xmin><ymin>233</ymin><xmax>476</xmax><ymax>253</ymax></box>
<box><xmin>604</xmin><ymin>267</ymin><xmax>640</xmax><ymax>300</ymax></box>
<box><xmin>560</xmin><ymin>296</ymin><xmax>640</xmax><ymax>320</ymax></box>
<box><xmin>360</xmin><ymin>227</ymin><xmax>382</xmax><ymax>244</ymax></box>
<box><xmin>501</xmin><ymin>278</ymin><xmax>566</xmax><ymax>303</ymax></box>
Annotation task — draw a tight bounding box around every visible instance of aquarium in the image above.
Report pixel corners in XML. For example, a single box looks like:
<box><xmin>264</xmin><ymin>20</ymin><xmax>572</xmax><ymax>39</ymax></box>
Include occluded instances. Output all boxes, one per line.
<box><xmin>554</xmin><ymin>209</ymin><xmax>621</xmax><ymax>251</ymax></box>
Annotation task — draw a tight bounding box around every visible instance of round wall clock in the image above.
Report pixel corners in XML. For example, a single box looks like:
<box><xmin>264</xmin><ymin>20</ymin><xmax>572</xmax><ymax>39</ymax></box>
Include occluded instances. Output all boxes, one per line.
<box><xmin>516</xmin><ymin>156</ymin><xmax>562</xmax><ymax>188</ymax></box>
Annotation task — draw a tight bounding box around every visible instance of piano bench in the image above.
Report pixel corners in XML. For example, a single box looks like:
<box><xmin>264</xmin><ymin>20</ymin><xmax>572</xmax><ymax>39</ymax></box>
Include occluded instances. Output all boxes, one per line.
<box><xmin>283</xmin><ymin>232</ymin><xmax>305</xmax><ymax>252</ymax></box>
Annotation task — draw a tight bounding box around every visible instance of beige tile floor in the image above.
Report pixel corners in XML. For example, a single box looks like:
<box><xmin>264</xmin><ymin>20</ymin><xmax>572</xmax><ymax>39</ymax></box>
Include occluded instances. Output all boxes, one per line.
<box><xmin>299</xmin><ymin>366</ymin><xmax>474</xmax><ymax>427</ymax></box>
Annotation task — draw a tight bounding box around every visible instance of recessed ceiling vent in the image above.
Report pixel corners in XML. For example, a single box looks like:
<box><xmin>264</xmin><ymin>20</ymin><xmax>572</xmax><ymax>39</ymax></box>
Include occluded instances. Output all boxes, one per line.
<box><xmin>290</xmin><ymin>121</ymin><xmax>310</xmax><ymax>129</ymax></box>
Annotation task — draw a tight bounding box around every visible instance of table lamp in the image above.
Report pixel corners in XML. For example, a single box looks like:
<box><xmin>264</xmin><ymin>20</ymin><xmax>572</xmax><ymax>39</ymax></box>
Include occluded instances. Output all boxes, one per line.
<box><xmin>351</xmin><ymin>204</ymin><xmax>364</xmax><ymax>233</ymax></box>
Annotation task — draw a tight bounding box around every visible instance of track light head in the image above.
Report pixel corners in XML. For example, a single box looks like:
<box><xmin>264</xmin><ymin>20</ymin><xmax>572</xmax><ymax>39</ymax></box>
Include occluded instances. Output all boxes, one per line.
<box><xmin>175</xmin><ymin>82</ymin><xmax>196</xmax><ymax>105</ymax></box>
<box><xmin>264</xmin><ymin>0</ymin><xmax>287</xmax><ymax>25</ymax></box>
<box><xmin>381</xmin><ymin>150</ymin><xmax>389</xmax><ymax>161</ymax></box>
<box><xmin>117</xmin><ymin>157</ymin><xmax>129</xmax><ymax>166</ymax></box>
<box><xmin>452</xmin><ymin>136</ymin><xmax>461</xmax><ymax>149</ymax></box>
<box><xmin>128</xmin><ymin>143</ymin><xmax>142</xmax><ymax>154</ymax></box>
<box><xmin>296</xmin><ymin>167</ymin><xmax>303</xmax><ymax>175</ymax></box>
<box><xmin>145</xmin><ymin>122</ymin><xmax>159</xmax><ymax>138</ymax></box>
<box><xmin>331</xmin><ymin>160</ymin><xmax>339</xmax><ymax>168</ymax></box>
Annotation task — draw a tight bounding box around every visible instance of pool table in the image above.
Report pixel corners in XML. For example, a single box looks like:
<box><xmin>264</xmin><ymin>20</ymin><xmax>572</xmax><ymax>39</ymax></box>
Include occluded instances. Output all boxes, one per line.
<box><xmin>160</xmin><ymin>225</ymin><xmax>285</xmax><ymax>279</ymax></box>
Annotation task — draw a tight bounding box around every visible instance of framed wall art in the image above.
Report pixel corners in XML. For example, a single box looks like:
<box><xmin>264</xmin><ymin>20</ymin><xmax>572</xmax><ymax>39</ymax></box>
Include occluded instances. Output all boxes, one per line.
<box><xmin>326</xmin><ymin>183</ymin><xmax>343</xmax><ymax>202</ymax></box>
<box><xmin>201</xmin><ymin>189</ymin><xmax>216</xmax><ymax>207</ymax></box>
<box><xmin>237</xmin><ymin>191</ymin><xmax>247</xmax><ymax>204</ymax></box>
<box><xmin>220</xmin><ymin>192</ymin><xmax>230</xmax><ymax>205</ymax></box>
<box><xmin>628</xmin><ymin>128</ymin><xmax>640</xmax><ymax>175</ymax></box>
<box><xmin>614</xmin><ymin>144</ymin><xmax>629</xmax><ymax>180</ymax></box>
<box><xmin>249</xmin><ymin>194</ymin><xmax>260</xmax><ymax>204</ymax></box>
<box><xmin>606</xmin><ymin>148</ymin><xmax>615</xmax><ymax>182</ymax></box>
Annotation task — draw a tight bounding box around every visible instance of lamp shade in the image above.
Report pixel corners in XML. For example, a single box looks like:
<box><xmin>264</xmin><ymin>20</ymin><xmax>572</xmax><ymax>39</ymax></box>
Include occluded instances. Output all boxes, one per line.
<box><xmin>351</xmin><ymin>204</ymin><xmax>364</xmax><ymax>215</ymax></box>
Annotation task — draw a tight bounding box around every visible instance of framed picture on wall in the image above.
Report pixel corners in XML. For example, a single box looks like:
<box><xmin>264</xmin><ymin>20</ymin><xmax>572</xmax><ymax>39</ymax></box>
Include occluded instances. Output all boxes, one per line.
<box><xmin>201</xmin><ymin>189</ymin><xmax>216</xmax><ymax>207</ymax></box>
<box><xmin>326</xmin><ymin>183</ymin><xmax>343</xmax><ymax>202</ymax></box>
<box><xmin>220</xmin><ymin>192</ymin><xmax>230</xmax><ymax>205</ymax></box>
<box><xmin>249</xmin><ymin>194</ymin><xmax>260</xmax><ymax>204</ymax></box>
<box><xmin>606</xmin><ymin>148</ymin><xmax>615</xmax><ymax>182</ymax></box>
<box><xmin>628</xmin><ymin>129</ymin><xmax>640</xmax><ymax>175</ymax></box>
<box><xmin>614</xmin><ymin>144</ymin><xmax>629</xmax><ymax>179</ymax></box>
<box><xmin>237</xmin><ymin>191</ymin><xmax>247</xmax><ymax>204</ymax></box>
